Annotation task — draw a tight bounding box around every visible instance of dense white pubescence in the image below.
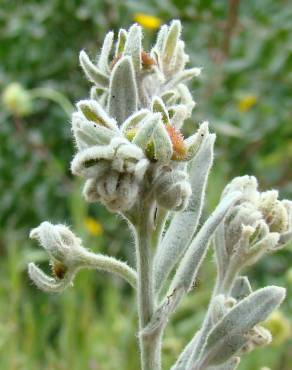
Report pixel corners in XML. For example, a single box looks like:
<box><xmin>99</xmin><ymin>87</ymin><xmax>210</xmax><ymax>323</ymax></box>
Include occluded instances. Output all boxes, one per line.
<box><xmin>220</xmin><ymin>176</ymin><xmax>292</xmax><ymax>262</ymax></box>
<box><xmin>72</xmin><ymin>20</ymin><xmax>206</xmax><ymax>212</ymax></box>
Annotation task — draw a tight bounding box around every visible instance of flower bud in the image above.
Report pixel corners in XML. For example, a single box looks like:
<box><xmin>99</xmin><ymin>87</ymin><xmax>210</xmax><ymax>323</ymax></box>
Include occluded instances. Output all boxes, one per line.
<box><xmin>29</xmin><ymin>222</ymin><xmax>85</xmax><ymax>290</ymax></box>
<box><xmin>220</xmin><ymin>176</ymin><xmax>292</xmax><ymax>267</ymax></box>
<box><xmin>258</xmin><ymin>191</ymin><xmax>289</xmax><ymax>233</ymax></box>
<box><xmin>71</xmin><ymin>137</ymin><xmax>149</xmax><ymax>181</ymax></box>
<box><xmin>153</xmin><ymin>166</ymin><xmax>191</xmax><ymax>211</ymax></box>
<box><xmin>239</xmin><ymin>325</ymin><xmax>272</xmax><ymax>354</ymax></box>
<box><xmin>71</xmin><ymin>147</ymin><xmax>114</xmax><ymax>178</ymax></box>
<box><xmin>222</xmin><ymin>175</ymin><xmax>259</xmax><ymax>203</ymax></box>
<box><xmin>83</xmin><ymin>171</ymin><xmax>140</xmax><ymax>212</ymax></box>
<box><xmin>2</xmin><ymin>82</ymin><xmax>32</xmax><ymax>117</ymax></box>
<box><xmin>29</xmin><ymin>222</ymin><xmax>83</xmax><ymax>268</ymax></box>
<box><xmin>210</xmin><ymin>295</ymin><xmax>236</xmax><ymax>325</ymax></box>
<box><xmin>224</xmin><ymin>202</ymin><xmax>262</xmax><ymax>255</ymax></box>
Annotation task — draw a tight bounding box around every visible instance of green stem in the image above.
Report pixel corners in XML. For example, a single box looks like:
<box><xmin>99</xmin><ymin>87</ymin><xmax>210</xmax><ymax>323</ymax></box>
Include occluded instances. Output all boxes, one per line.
<box><xmin>30</xmin><ymin>87</ymin><xmax>74</xmax><ymax>117</ymax></box>
<box><xmin>186</xmin><ymin>274</ymin><xmax>224</xmax><ymax>368</ymax></box>
<box><xmin>186</xmin><ymin>258</ymin><xmax>240</xmax><ymax>367</ymax></box>
<box><xmin>219</xmin><ymin>258</ymin><xmax>240</xmax><ymax>295</ymax></box>
<box><xmin>151</xmin><ymin>207</ymin><xmax>168</xmax><ymax>249</ymax></box>
<box><xmin>81</xmin><ymin>250</ymin><xmax>137</xmax><ymax>289</ymax></box>
<box><xmin>134</xmin><ymin>200</ymin><xmax>162</xmax><ymax>370</ymax></box>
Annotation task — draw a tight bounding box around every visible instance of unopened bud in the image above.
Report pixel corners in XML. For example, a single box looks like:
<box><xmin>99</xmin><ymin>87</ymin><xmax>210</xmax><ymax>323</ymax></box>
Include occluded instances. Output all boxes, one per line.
<box><xmin>153</xmin><ymin>166</ymin><xmax>191</xmax><ymax>211</ymax></box>
<box><xmin>83</xmin><ymin>171</ymin><xmax>140</xmax><ymax>212</ymax></box>
<box><xmin>29</xmin><ymin>222</ymin><xmax>83</xmax><ymax>267</ymax></box>
<box><xmin>240</xmin><ymin>325</ymin><xmax>272</xmax><ymax>354</ymax></box>
<box><xmin>2</xmin><ymin>82</ymin><xmax>32</xmax><ymax>117</ymax></box>
<box><xmin>222</xmin><ymin>175</ymin><xmax>259</xmax><ymax>203</ymax></box>
<box><xmin>258</xmin><ymin>191</ymin><xmax>289</xmax><ymax>233</ymax></box>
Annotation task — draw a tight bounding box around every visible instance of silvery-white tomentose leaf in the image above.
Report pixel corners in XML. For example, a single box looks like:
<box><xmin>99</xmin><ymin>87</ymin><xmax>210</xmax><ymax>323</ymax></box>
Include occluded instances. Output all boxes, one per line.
<box><xmin>196</xmin><ymin>286</ymin><xmax>286</xmax><ymax>368</ymax></box>
<box><xmin>154</xmin><ymin>125</ymin><xmax>215</xmax><ymax>293</ymax></box>
<box><xmin>108</xmin><ymin>56</ymin><xmax>138</xmax><ymax>125</ymax></box>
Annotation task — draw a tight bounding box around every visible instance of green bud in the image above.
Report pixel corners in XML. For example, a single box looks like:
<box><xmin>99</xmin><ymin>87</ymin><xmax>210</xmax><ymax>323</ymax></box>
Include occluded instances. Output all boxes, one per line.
<box><xmin>2</xmin><ymin>82</ymin><xmax>32</xmax><ymax>116</ymax></box>
<box><xmin>153</xmin><ymin>166</ymin><xmax>191</xmax><ymax>211</ymax></box>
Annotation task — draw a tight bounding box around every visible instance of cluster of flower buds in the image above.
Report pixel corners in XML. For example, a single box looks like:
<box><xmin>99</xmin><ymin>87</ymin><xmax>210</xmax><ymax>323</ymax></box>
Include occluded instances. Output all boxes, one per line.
<box><xmin>70</xmin><ymin>20</ymin><xmax>209</xmax><ymax>213</ymax></box>
<box><xmin>217</xmin><ymin>175</ymin><xmax>292</xmax><ymax>270</ymax></box>
<box><xmin>79</xmin><ymin>20</ymin><xmax>199</xmax><ymax>113</ymax></box>
<box><xmin>71</xmin><ymin>105</ymin><xmax>149</xmax><ymax>211</ymax></box>
<box><xmin>191</xmin><ymin>285</ymin><xmax>285</xmax><ymax>369</ymax></box>
<box><xmin>28</xmin><ymin>221</ymin><xmax>137</xmax><ymax>291</ymax></box>
<box><xmin>28</xmin><ymin>222</ymin><xmax>85</xmax><ymax>292</ymax></box>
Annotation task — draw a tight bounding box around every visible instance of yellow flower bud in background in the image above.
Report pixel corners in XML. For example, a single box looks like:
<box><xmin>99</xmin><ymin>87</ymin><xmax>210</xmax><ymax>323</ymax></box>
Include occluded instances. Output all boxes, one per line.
<box><xmin>264</xmin><ymin>310</ymin><xmax>291</xmax><ymax>346</ymax></box>
<box><xmin>286</xmin><ymin>267</ymin><xmax>292</xmax><ymax>284</ymax></box>
<box><xmin>237</xmin><ymin>94</ymin><xmax>257</xmax><ymax>112</ymax></box>
<box><xmin>2</xmin><ymin>82</ymin><xmax>32</xmax><ymax>116</ymax></box>
<box><xmin>133</xmin><ymin>13</ymin><xmax>162</xmax><ymax>30</ymax></box>
<box><xmin>84</xmin><ymin>217</ymin><xmax>103</xmax><ymax>236</ymax></box>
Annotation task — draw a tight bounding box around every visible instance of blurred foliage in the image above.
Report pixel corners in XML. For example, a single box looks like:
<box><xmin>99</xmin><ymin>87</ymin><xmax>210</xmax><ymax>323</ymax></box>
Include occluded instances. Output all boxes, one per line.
<box><xmin>0</xmin><ymin>0</ymin><xmax>291</xmax><ymax>369</ymax></box>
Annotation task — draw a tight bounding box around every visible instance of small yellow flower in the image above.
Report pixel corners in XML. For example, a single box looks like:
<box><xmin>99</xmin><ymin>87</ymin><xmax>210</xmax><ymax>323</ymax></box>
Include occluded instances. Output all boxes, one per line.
<box><xmin>237</xmin><ymin>94</ymin><xmax>257</xmax><ymax>113</ymax></box>
<box><xmin>264</xmin><ymin>310</ymin><xmax>291</xmax><ymax>346</ymax></box>
<box><xmin>84</xmin><ymin>217</ymin><xmax>103</xmax><ymax>236</ymax></box>
<box><xmin>133</xmin><ymin>13</ymin><xmax>162</xmax><ymax>30</ymax></box>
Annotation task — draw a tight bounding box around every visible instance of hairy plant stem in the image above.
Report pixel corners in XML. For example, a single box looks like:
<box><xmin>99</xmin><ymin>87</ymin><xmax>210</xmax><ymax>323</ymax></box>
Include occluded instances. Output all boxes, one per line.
<box><xmin>219</xmin><ymin>258</ymin><xmax>240</xmax><ymax>295</ymax></box>
<box><xmin>186</xmin><ymin>279</ymin><xmax>222</xmax><ymax>369</ymax></box>
<box><xmin>151</xmin><ymin>207</ymin><xmax>168</xmax><ymax>249</ymax></box>
<box><xmin>80</xmin><ymin>249</ymin><xmax>137</xmax><ymax>288</ymax></box>
<box><xmin>186</xmin><ymin>257</ymin><xmax>240</xmax><ymax>368</ymax></box>
<box><xmin>134</xmin><ymin>199</ymin><xmax>162</xmax><ymax>370</ymax></box>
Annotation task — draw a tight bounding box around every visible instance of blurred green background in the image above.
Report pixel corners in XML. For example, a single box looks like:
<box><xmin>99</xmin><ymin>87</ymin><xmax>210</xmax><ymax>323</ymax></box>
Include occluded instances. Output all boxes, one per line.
<box><xmin>0</xmin><ymin>0</ymin><xmax>291</xmax><ymax>369</ymax></box>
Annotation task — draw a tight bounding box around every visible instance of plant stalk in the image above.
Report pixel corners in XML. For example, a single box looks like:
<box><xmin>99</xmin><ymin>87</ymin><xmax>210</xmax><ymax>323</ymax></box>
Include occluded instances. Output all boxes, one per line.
<box><xmin>219</xmin><ymin>258</ymin><xmax>240</xmax><ymax>295</ymax></box>
<box><xmin>134</xmin><ymin>200</ymin><xmax>162</xmax><ymax>370</ymax></box>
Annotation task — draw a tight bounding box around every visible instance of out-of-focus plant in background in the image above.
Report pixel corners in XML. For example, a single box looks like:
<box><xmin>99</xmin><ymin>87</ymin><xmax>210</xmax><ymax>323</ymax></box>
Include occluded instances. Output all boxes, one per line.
<box><xmin>0</xmin><ymin>1</ymin><xmax>291</xmax><ymax>369</ymax></box>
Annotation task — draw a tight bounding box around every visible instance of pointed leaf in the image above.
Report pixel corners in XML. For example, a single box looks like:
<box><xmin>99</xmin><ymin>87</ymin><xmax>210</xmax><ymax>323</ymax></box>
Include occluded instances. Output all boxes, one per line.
<box><xmin>124</xmin><ymin>24</ymin><xmax>142</xmax><ymax>71</ymax></box>
<box><xmin>151</xmin><ymin>24</ymin><xmax>168</xmax><ymax>66</ymax></box>
<box><xmin>169</xmin><ymin>191</ymin><xmax>242</xmax><ymax>295</ymax></box>
<box><xmin>231</xmin><ymin>276</ymin><xmax>252</xmax><ymax>301</ymax></box>
<box><xmin>199</xmin><ymin>286</ymin><xmax>286</xmax><ymax>367</ymax></box>
<box><xmin>79</xmin><ymin>50</ymin><xmax>109</xmax><ymax>88</ymax></box>
<box><xmin>161</xmin><ymin>90</ymin><xmax>178</xmax><ymax>105</ymax></box>
<box><xmin>72</xmin><ymin>112</ymin><xmax>117</xmax><ymax>149</ymax></box>
<box><xmin>121</xmin><ymin>109</ymin><xmax>150</xmax><ymax>134</ymax></box>
<box><xmin>115</xmin><ymin>28</ymin><xmax>127</xmax><ymax>56</ymax></box>
<box><xmin>108</xmin><ymin>56</ymin><xmax>138</xmax><ymax>125</ymax></box>
<box><xmin>169</xmin><ymin>105</ymin><xmax>187</xmax><ymax>129</ymax></box>
<box><xmin>163</xmin><ymin>20</ymin><xmax>181</xmax><ymax>64</ymax></box>
<box><xmin>185</xmin><ymin>121</ymin><xmax>209</xmax><ymax>158</ymax></box>
<box><xmin>28</xmin><ymin>263</ymin><xmax>74</xmax><ymax>293</ymax></box>
<box><xmin>152</xmin><ymin>96</ymin><xmax>170</xmax><ymax>124</ymax></box>
<box><xmin>177</xmin><ymin>84</ymin><xmax>195</xmax><ymax>116</ymax></box>
<box><xmin>133</xmin><ymin>113</ymin><xmax>161</xmax><ymax>149</ymax></box>
<box><xmin>97</xmin><ymin>31</ymin><xmax>114</xmax><ymax>73</ymax></box>
<box><xmin>77</xmin><ymin>99</ymin><xmax>118</xmax><ymax>131</ymax></box>
<box><xmin>154</xmin><ymin>129</ymin><xmax>215</xmax><ymax>293</ymax></box>
<box><xmin>153</xmin><ymin>120</ymin><xmax>173</xmax><ymax>162</ymax></box>
<box><xmin>172</xmin><ymin>40</ymin><xmax>188</xmax><ymax>72</ymax></box>
<box><xmin>168</xmin><ymin>68</ymin><xmax>201</xmax><ymax>87</ymax></box>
